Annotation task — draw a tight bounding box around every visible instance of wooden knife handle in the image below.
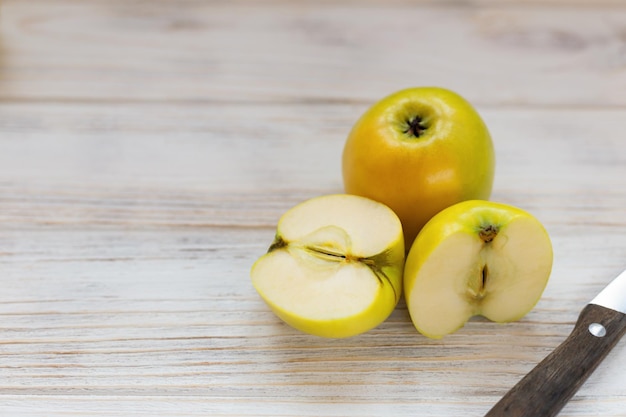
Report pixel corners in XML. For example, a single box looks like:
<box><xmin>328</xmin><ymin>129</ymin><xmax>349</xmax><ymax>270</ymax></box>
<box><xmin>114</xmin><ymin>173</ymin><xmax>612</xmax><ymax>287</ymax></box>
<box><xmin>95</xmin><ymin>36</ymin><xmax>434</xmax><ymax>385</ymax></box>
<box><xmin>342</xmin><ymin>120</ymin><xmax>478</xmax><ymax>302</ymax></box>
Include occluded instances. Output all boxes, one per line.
<box><xmin>485</xmin><ymin>304</ymin><xmax>626</xmax><ymax>417</ymax></box>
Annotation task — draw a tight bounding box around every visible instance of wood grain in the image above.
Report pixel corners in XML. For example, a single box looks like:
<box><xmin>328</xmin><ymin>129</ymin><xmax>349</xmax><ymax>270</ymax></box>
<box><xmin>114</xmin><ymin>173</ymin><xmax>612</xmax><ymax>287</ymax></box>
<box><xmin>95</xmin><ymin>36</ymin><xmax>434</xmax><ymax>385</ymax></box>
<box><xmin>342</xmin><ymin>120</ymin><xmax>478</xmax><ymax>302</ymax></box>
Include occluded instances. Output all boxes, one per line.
<box><xmin>1</xmin><ymin>0</ymin><xmax>625</xmax><ymax>416</ymax></box>
<box><xmin>2</xmin><ymin>0</ymin><xmax>626</xmax><ymax>106</ymax></box>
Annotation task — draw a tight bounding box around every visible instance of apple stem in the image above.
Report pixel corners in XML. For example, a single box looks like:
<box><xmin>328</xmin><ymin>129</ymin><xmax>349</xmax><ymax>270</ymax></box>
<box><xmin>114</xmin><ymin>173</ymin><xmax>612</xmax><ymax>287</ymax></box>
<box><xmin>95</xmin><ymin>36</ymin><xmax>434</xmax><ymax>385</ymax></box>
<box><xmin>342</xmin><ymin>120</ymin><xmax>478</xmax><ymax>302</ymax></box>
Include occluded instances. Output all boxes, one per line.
<box><xmin>479</xmin><ymin>225</ymin><xmax>498</xmax><ymax>243</ymax></box>
<box><xmin>405</xmin><ymin>116</ymin><xmax>427</xmax><ymax>138</ymax></box>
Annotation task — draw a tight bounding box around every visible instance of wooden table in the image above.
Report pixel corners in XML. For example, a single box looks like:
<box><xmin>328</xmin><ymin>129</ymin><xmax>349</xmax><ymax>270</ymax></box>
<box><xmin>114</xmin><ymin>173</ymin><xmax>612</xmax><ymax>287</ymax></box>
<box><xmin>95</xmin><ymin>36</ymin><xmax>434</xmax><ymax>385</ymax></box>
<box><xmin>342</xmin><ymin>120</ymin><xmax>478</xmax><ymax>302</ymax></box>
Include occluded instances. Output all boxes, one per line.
<box><xmin>1</xmin><ymin>1</ymin><xmax>625</xmax><ymax>416</ymax></box>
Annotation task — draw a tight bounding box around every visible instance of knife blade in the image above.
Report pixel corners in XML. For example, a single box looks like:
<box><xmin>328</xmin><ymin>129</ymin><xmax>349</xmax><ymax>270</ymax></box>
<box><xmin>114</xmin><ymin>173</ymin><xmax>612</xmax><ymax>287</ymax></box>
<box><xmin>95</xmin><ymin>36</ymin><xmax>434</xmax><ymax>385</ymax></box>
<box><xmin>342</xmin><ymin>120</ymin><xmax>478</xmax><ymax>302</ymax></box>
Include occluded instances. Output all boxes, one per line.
<box><xmin>484</xmin><ymin>269</ymin><xmax>626</xmax><ymax>417</ymax></box>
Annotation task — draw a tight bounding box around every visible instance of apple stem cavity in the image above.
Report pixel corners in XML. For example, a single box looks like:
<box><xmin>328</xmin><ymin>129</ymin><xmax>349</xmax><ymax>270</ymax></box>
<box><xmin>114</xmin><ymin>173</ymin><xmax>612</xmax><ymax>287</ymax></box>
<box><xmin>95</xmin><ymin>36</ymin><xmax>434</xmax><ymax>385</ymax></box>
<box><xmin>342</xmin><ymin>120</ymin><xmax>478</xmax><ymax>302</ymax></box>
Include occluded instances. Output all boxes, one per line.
<box><xmin>268</xmin><ymin>236</ymin><xmax>287</xmax><ymax>252</ymax></box>
<box><xmin>405</xmin><ymin>116</ymin><xmax>427</xmax><ymax>138</ymax></box>
<box><xmin>479</xmin><ymin>225</ymin><xmax>499</xmax><ymax>243</ymax></box>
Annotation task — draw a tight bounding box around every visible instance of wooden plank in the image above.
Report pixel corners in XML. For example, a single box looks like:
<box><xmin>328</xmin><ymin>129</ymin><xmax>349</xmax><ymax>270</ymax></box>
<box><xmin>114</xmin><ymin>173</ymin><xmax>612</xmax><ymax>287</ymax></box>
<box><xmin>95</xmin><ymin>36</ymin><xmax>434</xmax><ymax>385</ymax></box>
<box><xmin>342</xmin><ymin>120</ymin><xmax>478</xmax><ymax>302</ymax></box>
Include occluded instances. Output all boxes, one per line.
<box><xmin>0</xmin><ymin>226</ymin><xmax>624</xmax><ymax>416</ymax></box>
<box><xmin>2</xmin><ymin>0</ymin><xmax>626</xmax><ymax>106</ymax></box>
<box><xmin>0</xmin><ymin>102</ymin><xmax>624</xmax><ymax>225</ymax></box>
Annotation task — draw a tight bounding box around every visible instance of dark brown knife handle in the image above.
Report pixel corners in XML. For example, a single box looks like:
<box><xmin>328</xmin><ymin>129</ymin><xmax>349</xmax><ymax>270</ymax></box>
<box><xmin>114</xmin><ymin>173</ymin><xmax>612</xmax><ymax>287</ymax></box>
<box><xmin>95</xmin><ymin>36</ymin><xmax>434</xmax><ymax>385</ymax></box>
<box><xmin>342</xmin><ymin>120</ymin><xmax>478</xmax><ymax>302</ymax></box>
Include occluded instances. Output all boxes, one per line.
<box><xmin>485</xmin><ymin>304</ymin><xmax>626</xmax><ymax>417</ymax></box>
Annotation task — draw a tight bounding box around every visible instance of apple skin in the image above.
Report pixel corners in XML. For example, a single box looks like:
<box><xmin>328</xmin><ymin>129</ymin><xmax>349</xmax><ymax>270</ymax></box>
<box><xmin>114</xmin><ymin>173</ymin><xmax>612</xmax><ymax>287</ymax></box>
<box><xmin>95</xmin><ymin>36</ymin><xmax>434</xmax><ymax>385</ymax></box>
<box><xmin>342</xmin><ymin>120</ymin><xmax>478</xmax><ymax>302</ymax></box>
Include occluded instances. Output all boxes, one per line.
<box><xmin>342</xmin><ymin>87</ymin><xmax>495</xmax><ymax>248</ymax></box>
<box><xmin>403</xmin><ymin>200</ymin><xmax>553</xmax><ymax>339</ymax></box>
<box><xmin>256</xmin><ymin>264</ymin><xmax>401</xmax><ymax>339</ymax></box>
<box><xmin>250</xmin><ymin>194</ymin><xmax>405</xmax><ymax>339</ymax></box>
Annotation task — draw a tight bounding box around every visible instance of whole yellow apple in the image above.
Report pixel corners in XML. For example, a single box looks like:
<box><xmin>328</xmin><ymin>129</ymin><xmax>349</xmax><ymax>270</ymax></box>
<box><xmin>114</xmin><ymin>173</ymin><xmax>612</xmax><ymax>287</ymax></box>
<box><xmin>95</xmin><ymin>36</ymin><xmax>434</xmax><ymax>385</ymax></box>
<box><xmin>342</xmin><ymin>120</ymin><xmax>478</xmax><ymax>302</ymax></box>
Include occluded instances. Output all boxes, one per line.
<box><xmin>342</xmin><ymin>87</ymin><xmax>495</xmax><ymax>247</ymax></box>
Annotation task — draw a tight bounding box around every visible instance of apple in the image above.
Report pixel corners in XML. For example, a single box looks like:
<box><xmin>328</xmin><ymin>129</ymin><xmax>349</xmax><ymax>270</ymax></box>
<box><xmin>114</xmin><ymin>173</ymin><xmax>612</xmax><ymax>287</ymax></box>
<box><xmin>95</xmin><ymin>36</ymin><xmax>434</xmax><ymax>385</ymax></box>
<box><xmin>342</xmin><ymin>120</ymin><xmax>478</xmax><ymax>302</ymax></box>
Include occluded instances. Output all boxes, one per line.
<box><xmin>342</xmin><ymin>87</ymin><xmax>495</xmax><ymax>248</ymax></box>
<box><xmin>403</xmin><ymin>200</ymin><xmax>553</xmax><ymax>339</ymax></box>
<box><xmin>250</xmin><ymin>194</ymin><xmax>405</xmax><ymax>338</ymax></box>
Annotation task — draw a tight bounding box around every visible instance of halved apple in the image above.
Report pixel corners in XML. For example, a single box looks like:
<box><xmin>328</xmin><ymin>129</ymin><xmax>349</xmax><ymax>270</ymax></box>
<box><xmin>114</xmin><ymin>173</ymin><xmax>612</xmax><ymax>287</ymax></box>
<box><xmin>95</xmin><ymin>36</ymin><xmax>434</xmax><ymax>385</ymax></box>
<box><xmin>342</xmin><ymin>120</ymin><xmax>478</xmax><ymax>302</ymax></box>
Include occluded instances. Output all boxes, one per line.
<box><xmin>404</xmin><ymin>200</ymin><xmax>553</xmax><ymax>339</ymax></box>
<box><xmin>250</xmin><ymin>194</ymin><xmax>404</xmax><ymax>338</ymax></box>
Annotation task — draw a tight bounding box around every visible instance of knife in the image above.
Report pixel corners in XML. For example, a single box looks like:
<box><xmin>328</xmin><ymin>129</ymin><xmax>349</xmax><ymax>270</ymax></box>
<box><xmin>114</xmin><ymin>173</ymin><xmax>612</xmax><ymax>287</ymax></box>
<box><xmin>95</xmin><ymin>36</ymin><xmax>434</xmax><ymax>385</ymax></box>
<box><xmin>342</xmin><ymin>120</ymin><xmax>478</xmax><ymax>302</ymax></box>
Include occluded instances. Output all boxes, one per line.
<box><xmin>485</xmin><ymin>269</ymin><xmax>626</xmax><ymax>417</ymax></box>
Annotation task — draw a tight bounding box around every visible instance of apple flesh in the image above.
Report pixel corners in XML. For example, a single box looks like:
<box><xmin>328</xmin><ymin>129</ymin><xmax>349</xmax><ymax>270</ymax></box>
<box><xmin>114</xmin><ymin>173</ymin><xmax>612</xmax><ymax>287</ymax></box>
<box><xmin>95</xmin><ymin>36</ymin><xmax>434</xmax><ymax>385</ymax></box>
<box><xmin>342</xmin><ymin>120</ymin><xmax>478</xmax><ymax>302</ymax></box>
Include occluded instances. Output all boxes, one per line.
<box><xmin>403</xmin><ymin>200</ymin><xmax>553</xmax><ymax>339</ymax></box>
<box><xmin>250</xmin><ymin>194</ymin><xmax>404</xmax><ymax>338</ymax></box>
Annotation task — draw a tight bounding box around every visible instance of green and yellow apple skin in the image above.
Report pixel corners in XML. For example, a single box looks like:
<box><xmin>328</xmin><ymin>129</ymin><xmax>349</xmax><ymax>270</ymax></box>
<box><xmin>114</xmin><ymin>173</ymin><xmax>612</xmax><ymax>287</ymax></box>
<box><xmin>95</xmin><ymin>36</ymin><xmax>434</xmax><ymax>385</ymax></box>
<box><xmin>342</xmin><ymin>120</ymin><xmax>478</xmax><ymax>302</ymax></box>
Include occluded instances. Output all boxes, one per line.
<box><xmin>403</xmin><ymin>200</ymin><xmax>553</xmax><ymax>339</ymax></box>
<box><xmin>342</xmin><ymin>87</ymin><xmax>495</xmax><ymax>247</ymax></box>
<box><xmin>250</xmin><ymin>194</ymin><xmax>405</xmax><ymax>338</ymax></box>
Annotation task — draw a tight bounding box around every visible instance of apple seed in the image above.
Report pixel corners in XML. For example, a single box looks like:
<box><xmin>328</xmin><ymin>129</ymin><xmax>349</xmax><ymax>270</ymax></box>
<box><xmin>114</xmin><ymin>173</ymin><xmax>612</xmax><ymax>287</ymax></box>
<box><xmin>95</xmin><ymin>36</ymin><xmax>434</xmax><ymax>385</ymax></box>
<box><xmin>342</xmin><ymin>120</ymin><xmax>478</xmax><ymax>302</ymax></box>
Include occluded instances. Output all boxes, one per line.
<box><xmin>466</xmin><ymin>264</ymin><xmax>489</xmax><ymax>301</ymax></box>
<box><xmin>480</xmin><ymin>264</ymin><xmax>489</xmax><ymax>296</ymax></box>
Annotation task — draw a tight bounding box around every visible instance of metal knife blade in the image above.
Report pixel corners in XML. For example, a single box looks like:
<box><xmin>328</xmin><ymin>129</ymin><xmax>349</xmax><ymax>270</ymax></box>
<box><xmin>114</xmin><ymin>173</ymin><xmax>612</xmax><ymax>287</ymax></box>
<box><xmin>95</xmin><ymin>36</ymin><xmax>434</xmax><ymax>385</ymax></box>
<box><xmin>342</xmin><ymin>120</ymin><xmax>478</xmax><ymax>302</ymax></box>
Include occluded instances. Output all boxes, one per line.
<box><xmin>591</xmin><ymin>269</ymin><xmax>626</xmax><ymax>315</ymax></box>
<box><xmin>485</xmin><ymin>269</ymin><xmax>626</xmax><ymax>417</ymax></box>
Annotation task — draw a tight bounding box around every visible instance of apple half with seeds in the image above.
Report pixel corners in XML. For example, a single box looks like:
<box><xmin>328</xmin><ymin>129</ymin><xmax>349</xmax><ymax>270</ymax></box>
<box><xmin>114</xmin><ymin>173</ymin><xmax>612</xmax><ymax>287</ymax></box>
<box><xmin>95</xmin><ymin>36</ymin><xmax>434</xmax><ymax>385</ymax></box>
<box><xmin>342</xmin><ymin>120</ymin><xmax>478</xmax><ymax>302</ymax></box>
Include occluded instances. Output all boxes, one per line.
<box><xmin>251</xmin><ymin>194</ymin><xmax>404</xmax><ymax>338</ymax></box>
<box><xmin>404</xmin><ymin>200</ymin><xmax>553</xmax><ymax>339</ymax></box>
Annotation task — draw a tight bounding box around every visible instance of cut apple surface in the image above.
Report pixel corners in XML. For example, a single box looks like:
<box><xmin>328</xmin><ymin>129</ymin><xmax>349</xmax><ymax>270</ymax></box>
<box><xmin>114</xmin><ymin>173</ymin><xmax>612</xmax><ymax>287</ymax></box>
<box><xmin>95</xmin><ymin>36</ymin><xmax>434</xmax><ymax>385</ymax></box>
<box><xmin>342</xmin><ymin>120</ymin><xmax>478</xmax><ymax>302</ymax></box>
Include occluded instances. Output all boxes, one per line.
<box><xmin>250</xmin><ymin>194</ymin><xmax>405</xmax><ymax>338</ymax></box>
<box><xmin>404</xmin><ymin>200</ymin><xmax>553</xmax><ymax>339</ymax></box>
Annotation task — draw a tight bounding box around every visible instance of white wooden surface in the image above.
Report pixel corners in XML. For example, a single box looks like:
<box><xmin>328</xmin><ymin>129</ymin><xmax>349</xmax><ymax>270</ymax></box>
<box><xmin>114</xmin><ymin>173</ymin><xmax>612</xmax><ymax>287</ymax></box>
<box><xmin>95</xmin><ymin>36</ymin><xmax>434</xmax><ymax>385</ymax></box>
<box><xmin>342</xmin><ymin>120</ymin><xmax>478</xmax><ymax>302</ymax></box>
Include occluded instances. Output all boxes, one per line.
<box><xmin>1</xmin><ymin>1</ymin><xmax>625</xmax><ymax>416</ymax></box>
